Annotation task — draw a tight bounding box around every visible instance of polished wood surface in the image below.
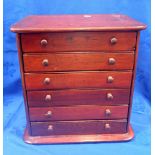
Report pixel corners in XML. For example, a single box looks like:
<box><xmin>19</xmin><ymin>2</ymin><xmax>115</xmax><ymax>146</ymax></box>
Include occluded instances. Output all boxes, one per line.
<box><xmin>10</xmin><ymin>14</ymin><xmax>146</xmax><ymax>144</ymax></box>
<box><xmin>16</xmin><ymin>34</ymin><xmax>32</xmax><ymax>134</ymax></box>
<box><xmin>127</xmin><ymin>31</ymin><xmax>140</xmax><ymax>130</ymax></box>
<box><xmin>25</xmin><ymin>71</ymin><xmax>132</xmax><ymax>90</ymax></box>
<box><xmin>24</xmin><ymin>124</ymin><xmax>134</xmax><ymax>144</ymax></box>
<box><xmin>10</xmin><ymin>14</ymin><xmax>146</xmax><ymax>33</ymax></box>
<box><xmin>31</xmin><ymin>120</ymin><xmax>127</xmax><ymax>136</ymax></box>
<box><xmin>27</xmin><ymin>89</ymin><xmax>130</xmax><ymax>107</ymax></box>
<box><xmin>29</xmin><ymin>105</ymin><xmax>128</xmax><ymax>121</ymax></box>
<box><xmin>21</xmin><ymin>32</ymin><xmax>136</xmax><ymax>52</ymax></box>
<box><xmin>23</xmin><ymin>53</ymin><xmax>134</xmax><ymax>72</ymax></box>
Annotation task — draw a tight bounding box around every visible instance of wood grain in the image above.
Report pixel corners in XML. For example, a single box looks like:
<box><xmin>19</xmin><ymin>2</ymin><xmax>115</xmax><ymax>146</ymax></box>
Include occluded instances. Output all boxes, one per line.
<box><xmin>24</xmin><ymin>124</ymin><xmax>134</xmax><ymax>144</ymax></box>
<box><xmin>25</xmin><ymin>71</ymin><xmax>132</xmax><ymax>90</ymax></box>
<box><xmin>127</xmin><ymin>32</ymin><xmax>140</xmax><ymax>130</ymax></box>
<box><xmin>16</xmin><ymin>34</ymin><xmax>32</xmax><ymax>134</ymax></box>
<box><xmin>27</xmin><ymin>89</ymin><xmax>130</xmax><ymax>107</ymax></box>
<box><xmin>10</xmin><ymin>14</ymin><xmax>146</xmax><ymax>143</ymax></box>
<box><xmin>21</xmin><ymin>32</ymin><xmax>137</xmax><ymax>52</ymax></box>
<box><xmin>29</xmin><ymin>105</ymin><xmax>128</xmax><ymax>121</ymax></box>
<box><xmin>10</xmin><ymin>14</ymin><xmax>146</xmax><ymax>33</ymax></box>
<box><xmin>23</xmin><ymin>52</ymin><xmax>134</xmax><ymax>72</ymax></box>
<box><xmin>31</xmin><ymin>120</ymin><xmax>127</xmax><ymax>136</ymax></box>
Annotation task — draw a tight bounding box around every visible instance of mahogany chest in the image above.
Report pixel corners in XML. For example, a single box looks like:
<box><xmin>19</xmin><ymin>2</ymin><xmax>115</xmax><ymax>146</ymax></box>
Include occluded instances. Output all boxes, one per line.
<box><xmin>10</xmin><ymin>14</ymin><xmax>146</xmax><ymax>144</ymax></box>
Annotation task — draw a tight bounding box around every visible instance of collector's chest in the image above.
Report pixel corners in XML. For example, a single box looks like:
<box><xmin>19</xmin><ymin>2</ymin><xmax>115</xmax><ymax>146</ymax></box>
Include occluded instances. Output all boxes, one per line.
<box><xmin>11</xmin><ymin>14</ymin><xmax>146</xmax><ymax>144</ymax></box>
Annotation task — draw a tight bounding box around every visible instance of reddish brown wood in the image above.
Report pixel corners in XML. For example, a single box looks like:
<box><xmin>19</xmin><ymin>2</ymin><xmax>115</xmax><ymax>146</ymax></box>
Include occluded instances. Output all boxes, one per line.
<box><xmin>21</xmin><ymin>32</ymin><xmax>136</xmax><ymax>52</ymax></box>
<box><xmin>24</xmin><ymin>124</ymin><xmax>134</xmax><ymax>144</ymax></box>
<box><xmin>10</xmin><ymin>15</ymin><xmax>146</xmax><ymax>144</ymax></box>
<box><xmin>27</xmin><ymin>89</ymin><xmax>130</xmax><ymax>107</ymax></box>
<box><xmin>127</xmin><ymin>32</ymin><xmax>141</xmax><ymax>130</ymax></box>
<box><xmin>23</xmin><ymin>53</ymin><xmax>134</xmax><ymax>72</ymax></box>
<box><xmin>25</xmin><ymin>71</ymin><xmax>132</xmax><ymax>90</ymax></box>
<box><xmin>16</xmin><ymin>34</ymin><xmax>32</xmax><ymax>134</ymax></box>
<box><xmin>29</xmin><ymin>105</ymin><xmax>128</xmax><ymax>121</ymax></box>
<box><xmin>31</xmin><ymin>120</ymin><xmax>127</xmax><ymax>136</ymax></box>
<box><xmin>10</xmin><ymin>14</ymin><xmax>146</xmax><ymax>33</ymax></box>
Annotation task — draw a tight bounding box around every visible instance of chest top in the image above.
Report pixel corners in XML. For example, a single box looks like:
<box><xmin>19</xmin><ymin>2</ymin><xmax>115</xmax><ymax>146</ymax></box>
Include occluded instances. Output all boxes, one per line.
<box><xmin>10</xmin><ymin>14</ymin><xmax>146</xmax><ymax>33</ymax></box>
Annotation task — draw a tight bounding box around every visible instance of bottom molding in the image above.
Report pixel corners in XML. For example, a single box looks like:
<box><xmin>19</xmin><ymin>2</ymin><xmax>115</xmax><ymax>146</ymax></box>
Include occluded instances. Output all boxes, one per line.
<box><xmin>23</xmin><ymin>124</ymin><xmax>134</xmax><ymax>144</ymax></box>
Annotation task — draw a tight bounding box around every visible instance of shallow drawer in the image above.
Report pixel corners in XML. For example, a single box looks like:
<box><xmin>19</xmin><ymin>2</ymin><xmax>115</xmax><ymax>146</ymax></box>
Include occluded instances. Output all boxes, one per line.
<box><xmin>27</xmin><ymin>89</ymin><xmax>130</xmax><ymax>107</ymax></box>
<box><xmin>25</xmin><ymin>71</ymin><xmax>132</xmax><ymax>90</ymax></box>
<box><xmin>21</xmin><ymin>32</ymin><xmax>136</xmax><ymax>52</ymax></box>
<box><xmin>23</xmin><ymin>53</ymin><xmax>134</xmax><ymax>72</ymax></box>
<box><xmin>29</xmin><ymin>105</ymin><xmax>128</xmax><ymax>121</ymax></box>
<box><xmin>31</xmin><ymin>119</ymin><xmax>127</xmax><ymax>136</ymax></box>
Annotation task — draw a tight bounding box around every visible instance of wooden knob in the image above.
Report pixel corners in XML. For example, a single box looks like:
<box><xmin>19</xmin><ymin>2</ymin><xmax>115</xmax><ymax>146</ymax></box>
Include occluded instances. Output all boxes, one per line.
<box><xmin>107</xmin><ymin>93</ymin><xmax>113</xmax><ymax>100</ymax></box>
<box><xmin>108</xmin><ymin>58</ymin><xmax>116</xmax><ymax>65</ymax></box>
<box><xmin>45</xmin><ymin>94</ymin><xmax>52</xmax><ymax>101</ymax></box>
<box><xmin>44</xmin><ymin>78</ymin><xmax>50</xmax><ymax>85</ymax></box>
<box><xmin>104</xmin><ymin>123</ymin><xmax>111</xmax><ymax>129</ymax></box>
<box><xmin>48</xmin><ymin>125</ymin><xmax>53</xmax><ymax>131</ymax></box>
<box><xmin>105</xmin><ymin>109</ymin><xmax>111</xmax><ymax>116</ymax></box>
<box><xmin>110</xmin><ymin>37</ymin><xmax>117</xmax><ymax>44</ymax></box>
<box><xmin>45</xmin><ymin>111</ymin><xmax>52</xmax><ymax>117</ymax></box>
<box><xmin>41</xmin><ymin>39</ymin><xmax>48</xmax><ymax>46</ymax></box>
<box><xmin>107</xmin><ymin>76</ymin><xmax>114</xmax><ymax>83</ymax></box>
<box><xmin>42</xmin><ymin>59</ymin><xmax>49</xmax><ymax>66</ymax></box>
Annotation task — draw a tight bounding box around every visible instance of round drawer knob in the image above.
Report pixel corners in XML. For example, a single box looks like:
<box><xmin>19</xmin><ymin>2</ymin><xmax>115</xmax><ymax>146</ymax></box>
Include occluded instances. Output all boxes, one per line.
<box><xmin>41</xmin><ymin>39</ymin><xmax>48</xmax><ymax>46</ymax></box>
<box><xmin>44</xmin><ymin>78</ymin><xmax>50</xmax><ymax>85</ymax></box>
<box><xmin>48</xmin><ymin>125</ymin><xmax>53</xmax><ymax>131</ymax></box>
<box><xmin>110</xmin><ymin>37</ymin><xmax>117</xmax><ymax>44</ymax></box>
<box><xmin>107</xmin><ymin>76</ymin><xmax>114</xmax><ymax>83</ymax></box>
<box><xmin>105</xmin><ymin>109</ymin><xmax>111</xmax><ymax>116</ymax></box>
<box><xmin>45</xmin><ymin>111</ymin><xmax>52</xmax><ymax>117</ymax></box>
<box><xmin>108</xmin><ymin>58</ymin><xmax>116</xmax><ymax>65</ymax></box>
<box><xmin>45</xmin><ymin>94</ymin><xmax>52</xmax><ymax>102</ymax></box>
<box><xmin>107</xmin><ymin>93</ymin><xmax>113</xmax><ymax>100</ymax></box>
<box><xmin>104</xmin><ymin>123</ymin><xmax>111</xmax><ymax>129</ymax></box>
<box><xmin>42</xmin><ymin>59</ymin><xmax>49</xmax><ymax>66</ymax></box>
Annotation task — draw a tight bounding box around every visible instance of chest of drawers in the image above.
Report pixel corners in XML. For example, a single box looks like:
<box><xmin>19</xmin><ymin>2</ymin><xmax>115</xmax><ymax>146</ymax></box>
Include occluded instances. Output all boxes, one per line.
<box><xmin>11</xmin><ymin>14</ymin><xmax>146</xmax><ymax>144</ymax></box>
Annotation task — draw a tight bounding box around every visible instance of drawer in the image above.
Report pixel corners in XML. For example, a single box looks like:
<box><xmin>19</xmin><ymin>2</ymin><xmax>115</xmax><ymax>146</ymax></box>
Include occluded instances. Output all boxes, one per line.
<box><xmin>21</xmin><ymin>32</ymin><xmax>136</xmax><ymax>52</ymax></box>
<box><xmin>31</xmin><ymin>120</ymin><xmax>127</xmax><ymax>136</ymax></box>
<box><xmin>23</xmin><ymin>53</ymin><xmax>134</xmax><ymax>72</ymax></box>
<box><xmin>27</xmin><ymin>89</ymin><xmax>130</xmax><ymax>107</ymax></box>
<box><xmin>25</xmin><ymin>71</ymin><xmax>132</xmax><ymax>90</ymax></box>
<box><xmin>29</xmin><ymin>105</ymin><xmax>128</xmax><ymax>121</ymax></box>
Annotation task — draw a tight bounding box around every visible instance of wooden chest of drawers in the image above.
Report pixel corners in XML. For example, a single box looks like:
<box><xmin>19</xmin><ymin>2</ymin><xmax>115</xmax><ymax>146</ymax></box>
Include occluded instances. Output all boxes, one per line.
<box><xmin>11</xmin><ymin>14</ymin><xmax>146</xmax><ymax>144</ymax></box>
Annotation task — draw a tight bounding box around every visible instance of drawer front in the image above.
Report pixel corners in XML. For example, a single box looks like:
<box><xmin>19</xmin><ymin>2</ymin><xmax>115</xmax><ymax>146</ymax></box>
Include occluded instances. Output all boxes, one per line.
<box><xmin>21</xmin><ymin>32</ymin><xmax>136</xmax><ymax>52</ymax></box>
<box><xmin>31</xmin><ymin>120</ymin><xmax>127</xmax><ymax>136</ymax></box>
<box><xmin>23</xmin><ymin>53</ymin><xmax>134</xmax><ymax>72</ymax></box>
<box><xmin>27</xmin><ymin>89</ymin><xmax>130</xmax><ymax>107</ymax></box>
<box><xmin>29</xmin><ymin>105</ymin><xmax>128</xmax><ymax>121</ymax></box>
<box><xmin>25</xmin><ymin>71</ymin><xmax>132</xmax><ymax>90</ymax></box>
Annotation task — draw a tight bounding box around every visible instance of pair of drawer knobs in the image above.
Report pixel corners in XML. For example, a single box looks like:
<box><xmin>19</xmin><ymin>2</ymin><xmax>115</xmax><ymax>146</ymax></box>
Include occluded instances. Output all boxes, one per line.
<box><xmin>47</xmin><ymin>123</ymin><xmax>111</xmax><ymax>131</ymax></box>
<box><xmin>45</xmin><ymin>109</ymin><xmax>111</xmax><ymax>118</ymax></box>
<box><xmin>42</xmin><ymin>58</ymin><xmax>116</xmax><ymax>66</ymax></box>
<box><xmin>40</xmin><ymin>37</ymin><xmax>118</xmax><ymax>47</ymax></box>
<box><xmin>43</xmin><ymin>76</ymin><xmax>114</xmax><ymax>85</ymax></box>
<box><xmin>44</xmin><ymin>93</ymin><xmax>114</xmax><ymax>102</ymax></box>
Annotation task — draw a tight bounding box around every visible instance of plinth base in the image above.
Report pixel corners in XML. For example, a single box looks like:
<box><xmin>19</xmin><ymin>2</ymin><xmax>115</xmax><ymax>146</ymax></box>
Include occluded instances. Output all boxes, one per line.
<box><xmin>24</xmin><ymin>124</ymin><xmax>134</xmax><ymax>144</ymax></box>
